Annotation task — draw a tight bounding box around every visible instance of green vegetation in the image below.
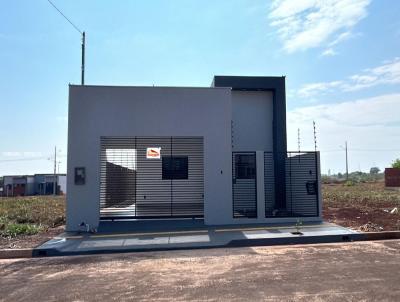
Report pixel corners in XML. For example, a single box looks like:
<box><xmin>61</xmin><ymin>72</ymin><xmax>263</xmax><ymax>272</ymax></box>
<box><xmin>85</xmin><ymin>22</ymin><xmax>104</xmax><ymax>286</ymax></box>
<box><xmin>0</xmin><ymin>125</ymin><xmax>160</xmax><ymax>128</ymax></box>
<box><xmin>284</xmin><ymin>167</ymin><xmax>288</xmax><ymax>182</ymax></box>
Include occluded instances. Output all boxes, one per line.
<box><xmin>344</xmin><ymin>180</ymin><xmax>355</xmax><ymax>186</ymax></box>
<box><xmin>323</xmin><ymin>182</ymin><xmax>400</xmax><ymax>208</ymax></box>
<box><xmin>392</xmin><ymin>158</ymin><xmax>400</xmax><ymax>169</ymax></box>
<box><xmin>294</xmin><ymin>219</ymin><xmax>303</xmax><ymax>234</ymax></box>
<box><xmin>322</xmin><ymin>170</ymin><xmax>384</xmax><ymax>184</ymax></box>
<box><xmin>0</xmin><ymin>196</ymin><xmax>65</xmax><ymax>238</ymax></box>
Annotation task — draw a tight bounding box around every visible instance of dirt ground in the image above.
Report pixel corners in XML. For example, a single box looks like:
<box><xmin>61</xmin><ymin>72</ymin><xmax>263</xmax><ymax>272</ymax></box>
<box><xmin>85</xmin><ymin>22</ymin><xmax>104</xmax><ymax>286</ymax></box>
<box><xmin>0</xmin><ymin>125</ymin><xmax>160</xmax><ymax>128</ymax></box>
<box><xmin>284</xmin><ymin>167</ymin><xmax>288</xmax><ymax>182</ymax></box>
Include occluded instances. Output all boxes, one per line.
<box><xmin>1</xmin><ymin>240</ymin><xmax>400</xmax><ymax>301</ymax></box>
<box><xmin>323</xmin><ymin>182</ymin><xmax>400</xmax><ymax>231</ymax></box>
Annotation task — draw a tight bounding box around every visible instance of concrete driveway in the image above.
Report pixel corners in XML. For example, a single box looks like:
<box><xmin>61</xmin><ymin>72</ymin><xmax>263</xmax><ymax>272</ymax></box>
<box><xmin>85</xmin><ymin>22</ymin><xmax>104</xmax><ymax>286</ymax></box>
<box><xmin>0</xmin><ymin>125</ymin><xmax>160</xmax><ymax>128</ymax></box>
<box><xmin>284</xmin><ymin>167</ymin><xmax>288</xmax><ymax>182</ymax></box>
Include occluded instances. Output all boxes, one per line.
<box><xmin>1</xmin><ymin>240</ymin><xmax>400</xmax><ymax>301</ymax></box>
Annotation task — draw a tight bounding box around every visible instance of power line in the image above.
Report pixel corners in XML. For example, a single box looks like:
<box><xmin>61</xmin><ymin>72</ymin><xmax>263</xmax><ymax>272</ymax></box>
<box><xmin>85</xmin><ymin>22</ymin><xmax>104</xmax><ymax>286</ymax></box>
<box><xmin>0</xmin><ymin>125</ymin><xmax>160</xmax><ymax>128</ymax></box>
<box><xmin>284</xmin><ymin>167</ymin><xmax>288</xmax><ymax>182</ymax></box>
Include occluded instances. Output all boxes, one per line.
<box><xmin>47</xmin><ymin>0</ymin><xmax>85</xmax><ymax>85</ymax></box>
<box><xmin>47</xmin><ymin>0</ymin><xmax>82</xmax><ymax>34</ymax></box>
<box><xmin>319</xmin><ymin>149</ymin><xmax>400</xmax><ymax>153</ymax></box>
<box><xmin>0</xmin><ymin>157</ymin><xmax>48</xmax><ymax>163</ymax></box>
<box><xmin>0</xmin><ymin>154</ymin><xmax>67</xmax><ymax>163</ymax></box>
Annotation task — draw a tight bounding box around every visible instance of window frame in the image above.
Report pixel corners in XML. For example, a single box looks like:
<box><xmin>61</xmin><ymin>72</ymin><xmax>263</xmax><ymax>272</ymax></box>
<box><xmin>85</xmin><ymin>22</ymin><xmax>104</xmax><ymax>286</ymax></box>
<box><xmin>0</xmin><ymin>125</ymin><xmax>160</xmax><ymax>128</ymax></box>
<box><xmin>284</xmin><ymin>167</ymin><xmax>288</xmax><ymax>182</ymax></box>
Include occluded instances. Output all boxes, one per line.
<box><xmin>162</xmin><ymin>156</ymin><xmax>189</xmax><ymax>180</ymax></box>
<box><xmin>235</xmin><ymin>154</ymin><xmax>256</xmax><ymax>179</ymax></box>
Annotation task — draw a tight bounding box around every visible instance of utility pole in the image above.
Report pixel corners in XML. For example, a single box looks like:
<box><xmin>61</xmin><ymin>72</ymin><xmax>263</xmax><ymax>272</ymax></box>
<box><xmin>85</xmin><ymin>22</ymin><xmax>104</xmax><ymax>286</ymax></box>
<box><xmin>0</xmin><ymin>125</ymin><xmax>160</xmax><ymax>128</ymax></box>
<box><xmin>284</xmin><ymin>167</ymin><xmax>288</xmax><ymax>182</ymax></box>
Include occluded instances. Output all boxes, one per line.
<box><xmin>53</xmin><ymin>146</ymin><xmax>57</xmax><ymax>195</ymax></box>
<box><xmin>47</xmin><ymin>0</ymin><xmax>85</xmax><ymax>85</ymax></box>
<box><xmin>345</xmin><ymin>141</ymin><xmax>349</xmax><ymax>180</ymax></box>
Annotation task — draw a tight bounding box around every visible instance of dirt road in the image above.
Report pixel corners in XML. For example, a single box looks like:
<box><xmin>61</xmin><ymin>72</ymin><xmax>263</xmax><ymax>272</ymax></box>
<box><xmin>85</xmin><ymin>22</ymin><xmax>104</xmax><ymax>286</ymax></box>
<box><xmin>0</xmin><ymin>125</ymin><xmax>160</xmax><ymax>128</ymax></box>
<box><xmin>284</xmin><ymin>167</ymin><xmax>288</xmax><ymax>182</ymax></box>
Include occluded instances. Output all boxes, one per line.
<box><xmin>1</xmin><ymin>240</ymin><xmax>400</xmax><ymax>301</ymax></box>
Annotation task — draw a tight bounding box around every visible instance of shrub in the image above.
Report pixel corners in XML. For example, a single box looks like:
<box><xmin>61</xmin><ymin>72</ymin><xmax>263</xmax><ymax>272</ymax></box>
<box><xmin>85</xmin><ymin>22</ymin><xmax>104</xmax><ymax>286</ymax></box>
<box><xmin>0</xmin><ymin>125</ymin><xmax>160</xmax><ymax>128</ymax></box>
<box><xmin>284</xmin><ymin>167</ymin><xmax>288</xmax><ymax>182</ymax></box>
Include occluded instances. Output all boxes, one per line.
<box><xmin>392</xmin><ymin>158</ymin><xmax>400</xmax><ymax>169</ymax></box>
<box><xmin>344</xmin><ymin>180</ymin><xmax>355</xmax><ymax>186</ymax></box>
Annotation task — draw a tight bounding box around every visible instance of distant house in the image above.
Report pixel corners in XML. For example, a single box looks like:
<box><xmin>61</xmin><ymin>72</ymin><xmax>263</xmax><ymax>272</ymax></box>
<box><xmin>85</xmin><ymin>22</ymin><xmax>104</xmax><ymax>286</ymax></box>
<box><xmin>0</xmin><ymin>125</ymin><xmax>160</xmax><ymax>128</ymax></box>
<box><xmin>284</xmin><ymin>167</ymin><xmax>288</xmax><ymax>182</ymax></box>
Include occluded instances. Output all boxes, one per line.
<box><xmin>1</xmin><ymin>174</ymin><xmax>66</xmax><ymax>197</ymax></box>
<box><xmin>34</xmin><ymin>174</ymin><xmax>67</xmax><ymax>195</ymax></box>
<box><xmin>3</xmin><ymin>175</ymin><xmax>35</xmax><ymax>197</ymax></box>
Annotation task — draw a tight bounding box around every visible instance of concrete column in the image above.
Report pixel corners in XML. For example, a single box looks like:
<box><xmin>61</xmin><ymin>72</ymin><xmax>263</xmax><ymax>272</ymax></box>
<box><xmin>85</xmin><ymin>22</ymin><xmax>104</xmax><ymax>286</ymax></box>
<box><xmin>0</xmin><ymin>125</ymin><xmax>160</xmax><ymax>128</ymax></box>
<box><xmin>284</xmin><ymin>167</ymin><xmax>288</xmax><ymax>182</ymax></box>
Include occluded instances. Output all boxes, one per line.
<box><xmin>256</xmin><ymin>151</ymin><xmax>265</xmax><ymax>219</ymax></box>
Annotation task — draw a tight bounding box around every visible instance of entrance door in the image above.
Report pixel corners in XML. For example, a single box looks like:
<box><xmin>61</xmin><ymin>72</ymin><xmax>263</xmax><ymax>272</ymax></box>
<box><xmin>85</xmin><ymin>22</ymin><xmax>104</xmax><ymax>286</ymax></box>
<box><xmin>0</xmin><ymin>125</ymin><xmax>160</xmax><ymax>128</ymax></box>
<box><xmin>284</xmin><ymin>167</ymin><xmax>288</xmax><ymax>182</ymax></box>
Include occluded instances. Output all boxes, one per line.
<box><xmin>232</xmin><ymin>152</ymin><xmax>257</xmax><ymax>218</ymax></box>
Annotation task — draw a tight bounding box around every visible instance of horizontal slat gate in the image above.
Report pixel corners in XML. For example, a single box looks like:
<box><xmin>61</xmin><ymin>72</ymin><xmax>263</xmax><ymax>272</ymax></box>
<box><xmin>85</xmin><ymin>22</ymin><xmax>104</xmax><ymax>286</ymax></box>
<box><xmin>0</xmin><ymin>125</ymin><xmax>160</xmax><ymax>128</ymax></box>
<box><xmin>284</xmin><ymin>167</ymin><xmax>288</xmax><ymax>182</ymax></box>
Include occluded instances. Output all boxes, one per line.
<box><xmin>100</xmin><ymin>137</ymin><xmax>136</xmax><ymax>217</ymax></box>
<box><xmin>286</xmin><ymin>152</ymin><xmax>318</xmax><ymax>217</ymax></box>
<box><xmin>171</xmin><ymin>137</ymin><xmax>204</xmax><ymax>216</ymax></box>
<box><xmin>100</xmin><ymin>137</ymin><xmax>204</xmax><ymax>219</ymax></box>
<box><xmin>264</xmin><ymin>152</ymin><xmax>319</xmax><ymax>218</ymax></box>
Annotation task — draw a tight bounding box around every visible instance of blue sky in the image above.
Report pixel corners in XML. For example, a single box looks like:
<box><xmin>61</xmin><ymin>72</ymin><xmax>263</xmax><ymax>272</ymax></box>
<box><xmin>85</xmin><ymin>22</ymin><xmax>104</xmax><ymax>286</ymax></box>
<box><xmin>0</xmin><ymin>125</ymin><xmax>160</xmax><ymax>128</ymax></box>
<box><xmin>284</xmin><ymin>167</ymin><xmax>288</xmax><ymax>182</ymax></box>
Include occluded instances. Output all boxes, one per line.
<box><xmin>1</xmin><ymin>0</ymin><xmax>399</xmax><ymax>175</ymax></box>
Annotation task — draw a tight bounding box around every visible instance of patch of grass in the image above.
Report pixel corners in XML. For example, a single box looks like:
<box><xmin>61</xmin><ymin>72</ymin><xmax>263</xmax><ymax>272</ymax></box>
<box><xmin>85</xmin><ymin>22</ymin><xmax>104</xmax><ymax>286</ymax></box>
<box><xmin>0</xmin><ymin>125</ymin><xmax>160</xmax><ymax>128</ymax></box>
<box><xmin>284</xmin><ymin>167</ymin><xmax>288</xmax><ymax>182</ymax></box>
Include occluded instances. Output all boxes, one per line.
<box><xmin>323</xmin><ymin>182</ymin><xmax>400</xmax><ymax>208</ymax></box>
<box><xmin>0</xmin><ymin>196</ymin><xmax>65</xmax><ymax>238</ymax></box>
<box><xmin>1</xmin><ymin>223</ymin><xmax>42</xmax><ymax>237</ymax></box>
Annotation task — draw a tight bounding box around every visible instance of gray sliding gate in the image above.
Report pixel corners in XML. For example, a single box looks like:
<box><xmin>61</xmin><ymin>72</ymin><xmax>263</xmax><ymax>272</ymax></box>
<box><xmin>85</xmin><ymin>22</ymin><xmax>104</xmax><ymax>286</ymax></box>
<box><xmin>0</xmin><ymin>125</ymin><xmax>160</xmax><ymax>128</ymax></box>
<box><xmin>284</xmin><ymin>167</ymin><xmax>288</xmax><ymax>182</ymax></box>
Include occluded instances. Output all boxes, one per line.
<box><xmin>264</xmin><ymin>152</ymin><xmax>319</xmax><ymax>217</ymax></box>
<box><xmin>232</xmin><ymin>152</ymin><xmax>257</xmax><ymax>218</ymax></box>
<box><xmin>100</xmin><ymin>137</ymin><xmax>204</xmax><ymax>219</ymax></box>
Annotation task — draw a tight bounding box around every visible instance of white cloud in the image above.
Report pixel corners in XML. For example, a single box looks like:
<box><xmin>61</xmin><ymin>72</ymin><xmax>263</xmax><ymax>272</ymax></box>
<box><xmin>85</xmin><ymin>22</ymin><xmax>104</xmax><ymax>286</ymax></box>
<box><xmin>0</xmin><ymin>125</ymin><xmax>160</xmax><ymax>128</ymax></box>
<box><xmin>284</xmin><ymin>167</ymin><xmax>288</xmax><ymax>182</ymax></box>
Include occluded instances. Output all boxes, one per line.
<box><xmin>328</xmin><ymin>31</ymin><xmax>353</xmax><ymax>47</ymax></box>
<box><xmin>288</xmin><ymin>93</ymin><xmax>400</xmax><ymax>173</ymax></box>
<box><xmin>269</xmin><ymin>0</ymin><xmax>370</xmax><ymax>53</ymax></box>
<box><xmin>298</xmin><ymin>57</ymin><xmax>400</xmax><ymax>98</ymax></box>
<box><xmin>320</xmin><ymin>48</ymin><xmax>338</xmax><ymax>57</ymax></box>
<box><xmin>298</xmin><ymin>81</ymin><xmax>342</xmax><ymax>98</ymax></box>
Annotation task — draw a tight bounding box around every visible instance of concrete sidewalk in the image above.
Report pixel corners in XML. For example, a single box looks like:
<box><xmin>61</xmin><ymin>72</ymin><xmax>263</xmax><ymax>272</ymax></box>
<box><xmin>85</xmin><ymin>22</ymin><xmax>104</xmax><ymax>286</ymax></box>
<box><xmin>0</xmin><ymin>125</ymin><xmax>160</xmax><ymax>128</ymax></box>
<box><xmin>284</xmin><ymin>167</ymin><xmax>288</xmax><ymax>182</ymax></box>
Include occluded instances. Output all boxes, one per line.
<box><xmin>34</xmin><ymin>221</ymin><xmax>359</xmax><ymax>257</ymax></box>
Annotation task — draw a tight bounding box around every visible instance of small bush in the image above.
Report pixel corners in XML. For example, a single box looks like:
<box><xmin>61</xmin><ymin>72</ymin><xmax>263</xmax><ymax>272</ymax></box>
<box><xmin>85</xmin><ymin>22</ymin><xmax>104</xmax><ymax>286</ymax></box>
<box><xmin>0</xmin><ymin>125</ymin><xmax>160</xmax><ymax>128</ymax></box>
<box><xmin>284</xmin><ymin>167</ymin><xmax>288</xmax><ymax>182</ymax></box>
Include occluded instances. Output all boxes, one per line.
<box><xmin>344</xmin><ymin>180</ymin><xmax>355</xmax><ymax>186</ymax></box>
<box><xmin>392</xmin><ymin>158</ymin><xmax>400</xmax><ymax>169</ymax></box>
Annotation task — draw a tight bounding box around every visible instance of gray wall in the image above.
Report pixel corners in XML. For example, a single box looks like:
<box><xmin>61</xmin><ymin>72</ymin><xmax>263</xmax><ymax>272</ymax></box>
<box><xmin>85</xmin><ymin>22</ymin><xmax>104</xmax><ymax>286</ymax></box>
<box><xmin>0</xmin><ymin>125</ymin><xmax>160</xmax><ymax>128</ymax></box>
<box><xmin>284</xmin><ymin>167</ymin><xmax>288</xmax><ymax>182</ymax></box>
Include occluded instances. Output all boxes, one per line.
<box><xmin>231</xmin><ymin>91</ymin><xmax>273</xmax><ymax>152</ymax></box>
<box><xmin>58</xmin><ymin>175</ymin><xmax>67</xmax><ymax>194</ymax></box>
<box><xmin>67</xmin><ymin>85</ymin><xmax>233</xmax><ymax>231</ymax></box>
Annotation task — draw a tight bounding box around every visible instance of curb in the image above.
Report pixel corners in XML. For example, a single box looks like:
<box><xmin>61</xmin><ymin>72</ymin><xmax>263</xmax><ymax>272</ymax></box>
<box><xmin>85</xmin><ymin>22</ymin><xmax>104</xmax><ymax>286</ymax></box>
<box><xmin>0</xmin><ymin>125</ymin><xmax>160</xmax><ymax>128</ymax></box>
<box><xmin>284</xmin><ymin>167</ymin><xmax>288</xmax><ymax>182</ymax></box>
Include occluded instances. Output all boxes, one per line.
<box><xmin>0</xmin><ymin>248</ymin><xmax>33</xmax><ymax>259</ymax></box>
<box><xmin>361</xmin><ymin>231</ymin><xmax>400</xmax><ymax>241</ymax></box>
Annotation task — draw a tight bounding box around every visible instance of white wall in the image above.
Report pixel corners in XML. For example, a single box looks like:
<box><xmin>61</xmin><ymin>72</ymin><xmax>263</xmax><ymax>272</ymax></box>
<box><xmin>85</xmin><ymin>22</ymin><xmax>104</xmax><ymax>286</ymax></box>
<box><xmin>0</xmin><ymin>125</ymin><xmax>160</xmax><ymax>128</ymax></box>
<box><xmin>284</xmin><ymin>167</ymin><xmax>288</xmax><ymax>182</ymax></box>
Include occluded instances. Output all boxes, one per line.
<box><xmin>231</xmin><ymin>91</ymin><xmax>274</xmax><ymax>152</ymax></box>
<box><xmin>67</xmin><ymin>85</ymin><xmax>232</xmax><ymax>231</ymax></box>
<box><xmin>58</xmin><ymin>175</ymin><xmax>67</xmax><ymax>194</ymax></box>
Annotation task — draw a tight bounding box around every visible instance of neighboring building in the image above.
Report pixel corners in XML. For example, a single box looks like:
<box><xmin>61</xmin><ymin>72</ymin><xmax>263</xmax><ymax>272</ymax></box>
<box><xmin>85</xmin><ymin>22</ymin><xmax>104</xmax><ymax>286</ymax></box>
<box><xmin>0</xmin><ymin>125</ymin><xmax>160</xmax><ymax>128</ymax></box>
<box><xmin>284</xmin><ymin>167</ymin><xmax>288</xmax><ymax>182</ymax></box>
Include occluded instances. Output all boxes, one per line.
<box><xmin>385</xmin><ymin>168</ymin><xmax>400</xmax><ymax>188</ymax></box>
<box><xmin>1</xmin><ymin>174</ymin><xmax>66</xmax><ymax>197</ymax></box>
<box><xmin>66</xmin><ymin>76</ymin><xmax>322</xmax><ymax>232</ymax></box>
<box><xmin>2</xmin><ymin>175</ymin><xmax>35</xmax><ymax>197</ymax></box>
<box><xmin>34</xmin><ymin>174</ymin><xmax>67</xmax><ymax>195</ymax></box>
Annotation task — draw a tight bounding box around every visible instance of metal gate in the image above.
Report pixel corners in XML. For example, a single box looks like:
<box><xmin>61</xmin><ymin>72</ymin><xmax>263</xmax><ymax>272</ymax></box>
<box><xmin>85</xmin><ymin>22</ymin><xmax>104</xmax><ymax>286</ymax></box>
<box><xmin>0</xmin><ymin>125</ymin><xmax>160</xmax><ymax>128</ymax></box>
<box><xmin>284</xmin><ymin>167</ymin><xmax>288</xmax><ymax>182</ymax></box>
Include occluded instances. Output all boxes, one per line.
<box><xmin>232</xmin><ymin>152</ymin><xmax>257</xmax><ymax>218</ymax></box>
<box><xmin>100</xmin><ymin>137</ymin><xmax>204</xmax><ymax>219</ymax></box>
<box><xmin>264</xmin><ymin>152</ymin><xmax>319</xmax><ymax>217</ymax></box>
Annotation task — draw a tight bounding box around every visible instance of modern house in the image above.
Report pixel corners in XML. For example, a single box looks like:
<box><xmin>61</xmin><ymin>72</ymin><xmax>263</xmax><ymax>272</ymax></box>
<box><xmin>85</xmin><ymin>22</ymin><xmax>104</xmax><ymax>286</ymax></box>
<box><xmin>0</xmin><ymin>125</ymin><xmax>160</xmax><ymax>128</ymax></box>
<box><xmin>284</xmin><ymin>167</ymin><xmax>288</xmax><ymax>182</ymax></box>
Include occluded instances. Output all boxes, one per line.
<box><xmin>66</xmin><ymin>76</ymin><xmax>322</xmax><ymax>232</ymax></box>
<box><xmin>1</xmin><ymin>174</ymin><xmax>66</xmax><ymax>197</ymax></box>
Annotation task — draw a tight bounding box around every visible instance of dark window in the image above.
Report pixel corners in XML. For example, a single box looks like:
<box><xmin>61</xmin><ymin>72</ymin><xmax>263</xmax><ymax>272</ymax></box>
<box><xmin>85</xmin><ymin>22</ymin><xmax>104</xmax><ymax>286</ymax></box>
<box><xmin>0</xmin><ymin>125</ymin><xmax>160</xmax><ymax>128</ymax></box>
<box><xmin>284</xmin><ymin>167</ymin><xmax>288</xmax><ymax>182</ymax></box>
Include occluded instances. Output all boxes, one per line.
<box><xmin>235</xmin><ymin>154</ymin><xmax>256</xmax><ymax>179</ymax></box>
<box><xmin>162</xmin><ymin>156</ymin><xmax>188</xmax><ymax>180</ymax></box>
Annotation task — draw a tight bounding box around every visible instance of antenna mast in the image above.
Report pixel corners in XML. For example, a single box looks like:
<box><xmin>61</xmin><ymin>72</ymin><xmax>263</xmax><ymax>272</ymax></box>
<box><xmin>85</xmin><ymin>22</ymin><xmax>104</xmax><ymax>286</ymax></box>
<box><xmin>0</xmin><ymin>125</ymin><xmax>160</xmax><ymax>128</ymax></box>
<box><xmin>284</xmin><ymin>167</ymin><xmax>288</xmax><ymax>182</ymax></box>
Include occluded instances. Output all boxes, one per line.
<box><xmin>297</xmin><ymin>128</ymin><xmax>301</xmax><ymax>152</ymax></box>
